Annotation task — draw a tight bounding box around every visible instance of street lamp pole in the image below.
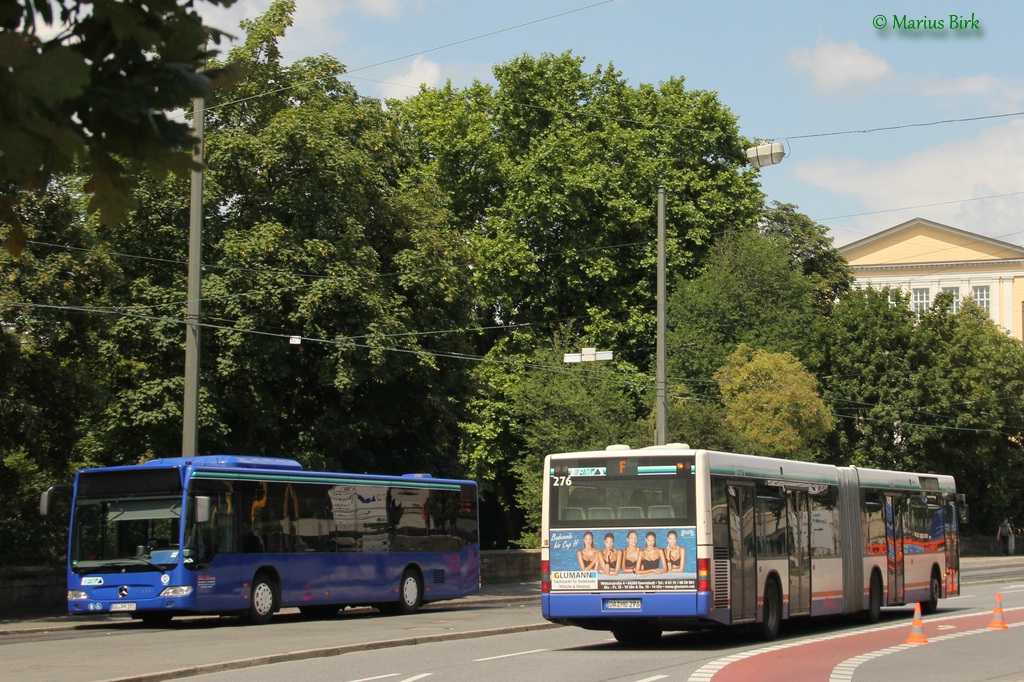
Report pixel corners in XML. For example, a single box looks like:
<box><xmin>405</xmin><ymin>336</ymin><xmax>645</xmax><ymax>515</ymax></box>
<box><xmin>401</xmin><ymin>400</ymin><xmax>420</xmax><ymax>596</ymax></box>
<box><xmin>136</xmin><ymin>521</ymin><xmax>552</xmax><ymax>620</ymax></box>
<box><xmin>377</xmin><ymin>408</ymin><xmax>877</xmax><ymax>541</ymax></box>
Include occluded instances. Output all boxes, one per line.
<box><xmin>656</xmin><ymin>186</ymin><xmax>667</xmax><ymax>446</ymax></box>
<box><xmin>182</xmin><ymin>95</ymin><xmax>204</xmax><ymax>458</ymax></box>
<box><xmin>654</xmin><ymin>143</ymin><xmax>783</xmax><ymax>446</ymax></box>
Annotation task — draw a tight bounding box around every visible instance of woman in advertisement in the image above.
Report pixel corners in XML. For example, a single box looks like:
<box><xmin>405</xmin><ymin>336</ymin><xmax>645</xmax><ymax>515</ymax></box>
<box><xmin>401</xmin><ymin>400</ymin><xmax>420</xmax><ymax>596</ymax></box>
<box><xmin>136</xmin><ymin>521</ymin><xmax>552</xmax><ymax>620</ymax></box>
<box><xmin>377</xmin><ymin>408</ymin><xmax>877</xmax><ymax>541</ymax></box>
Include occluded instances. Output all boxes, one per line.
<box><xmin>600</xmin><ymin>532</ymin><xmax>621</xmax><ymax>575</ymax></box>
<box><xmin>636</xmin><ymin>531</ymin><xmax>665</xmax><ymax>575</ymax></box>
<box><xmin>577</xmin><ymin>531</ymin><xmax>601</xmax><ymax>571</ymax></box>
<box><xmin>621</xmin><ymin>530</ymin><xmax>641</xmax><ymax>573</ymax></box>
<box><xmin>664</xmin><ymin>529</ymin><xmax>684</xmax><ymax>573</ymax></box>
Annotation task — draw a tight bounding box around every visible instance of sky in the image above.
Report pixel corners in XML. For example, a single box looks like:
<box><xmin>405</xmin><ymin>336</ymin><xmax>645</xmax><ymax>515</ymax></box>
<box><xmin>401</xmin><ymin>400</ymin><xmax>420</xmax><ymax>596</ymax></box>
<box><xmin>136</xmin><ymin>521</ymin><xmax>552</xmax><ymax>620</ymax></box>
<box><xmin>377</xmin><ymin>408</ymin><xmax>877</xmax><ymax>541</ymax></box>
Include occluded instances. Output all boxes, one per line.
<box><xmin>198</xmin><ymin>0</ymin><xmax>1024</xmax><ymax>247</ymax></box>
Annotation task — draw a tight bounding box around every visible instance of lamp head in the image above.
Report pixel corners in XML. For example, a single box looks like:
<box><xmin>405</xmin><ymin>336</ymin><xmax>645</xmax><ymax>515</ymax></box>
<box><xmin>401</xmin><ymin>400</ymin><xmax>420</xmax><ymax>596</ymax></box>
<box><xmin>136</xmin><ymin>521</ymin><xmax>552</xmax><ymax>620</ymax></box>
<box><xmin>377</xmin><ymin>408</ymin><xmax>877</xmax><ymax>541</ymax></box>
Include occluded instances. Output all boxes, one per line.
<box><xmin>746</xmin><ymin>141</ymin><xmax>786</xmax><ymax>168</ymax></box>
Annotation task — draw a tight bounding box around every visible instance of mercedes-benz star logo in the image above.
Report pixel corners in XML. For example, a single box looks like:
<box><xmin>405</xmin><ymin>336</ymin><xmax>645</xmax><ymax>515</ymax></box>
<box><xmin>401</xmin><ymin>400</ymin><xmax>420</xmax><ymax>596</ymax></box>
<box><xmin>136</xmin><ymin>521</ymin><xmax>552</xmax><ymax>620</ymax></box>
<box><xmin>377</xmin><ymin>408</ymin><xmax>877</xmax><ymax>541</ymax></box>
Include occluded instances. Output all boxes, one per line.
<box><xmin>118</xmin><ymin>586</ymin><xmax>129</xmax><ymax>598</ymax></box>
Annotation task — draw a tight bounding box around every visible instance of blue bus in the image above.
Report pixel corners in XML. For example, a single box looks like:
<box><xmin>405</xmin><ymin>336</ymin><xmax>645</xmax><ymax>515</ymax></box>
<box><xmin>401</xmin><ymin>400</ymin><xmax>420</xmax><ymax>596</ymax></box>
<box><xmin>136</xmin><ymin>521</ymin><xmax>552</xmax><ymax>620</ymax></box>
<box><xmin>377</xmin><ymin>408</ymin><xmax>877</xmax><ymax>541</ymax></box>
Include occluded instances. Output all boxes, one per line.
<box><xmin>40</xmin><ymin>455</ymin><xmax>480</xmax><ymax>625</ymax></box>
<box><xmin>541</xmin><ymin>444</ymin><xmax>963</xmax><ymax>643</ymax></box>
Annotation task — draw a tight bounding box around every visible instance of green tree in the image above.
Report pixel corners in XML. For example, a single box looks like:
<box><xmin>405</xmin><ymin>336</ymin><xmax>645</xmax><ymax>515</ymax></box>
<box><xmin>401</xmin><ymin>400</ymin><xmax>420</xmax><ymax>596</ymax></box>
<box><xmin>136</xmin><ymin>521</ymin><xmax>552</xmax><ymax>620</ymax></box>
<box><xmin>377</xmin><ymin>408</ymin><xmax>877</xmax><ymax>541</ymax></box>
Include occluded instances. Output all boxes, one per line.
<box><xmin>666</xmin><ymin>229</ymin><xmax>819</xmax><ymax>384</ymax></box>
<box><xmin>814</xmin><ymin>287</ymin><xmax>917</xmax><ymax>469</ymax></box>
<box><xmin>395</xmin><ymin>52</ymin><xmax>768</xmax><ymax>527</ymax></box>
<box><xmin>664</xmin><ymin>397</ymin><xmax>733</xmax><ymax>451</ymax></box>
<box><xmin>189</xmin><ymin>2</ymin><xmax>476</xmax><ymax>473</ymax></box>
<box><xmin>463</xmin><ymin>328</ymin><xmax>647</xmax><ymax>547</ymax></box>
<box><xmin>395</xmin><ymin>52</ymin><xmax>766</xmax><ymax>357</ymax></box>
<box><xmin>0</xmin><ymin>182</ymin><xmax>118</xmax><ymax>565</ymax></box>
<box><xmin>760</xmin><ymin>201</ymin><xmax>853</xmax><ymax>312</ymax></box>
<box><xmin>5</xmin><ymin>0</ymin><xmax>478</xmax><ymax>474</ymax></box>
<box><xmin>908</xmin><ymin>294</ymin><xmax>1024</xmax><ymax>532</ymax></box>
<box><xmin>715</xmin><ymin>344</ymin><xmax>833</xmax><ymax>460</ymax></box>
<box><xmin>1</xmin><ymin>0</ymin><xmax>239</xmax><ymax>255</ymax></box>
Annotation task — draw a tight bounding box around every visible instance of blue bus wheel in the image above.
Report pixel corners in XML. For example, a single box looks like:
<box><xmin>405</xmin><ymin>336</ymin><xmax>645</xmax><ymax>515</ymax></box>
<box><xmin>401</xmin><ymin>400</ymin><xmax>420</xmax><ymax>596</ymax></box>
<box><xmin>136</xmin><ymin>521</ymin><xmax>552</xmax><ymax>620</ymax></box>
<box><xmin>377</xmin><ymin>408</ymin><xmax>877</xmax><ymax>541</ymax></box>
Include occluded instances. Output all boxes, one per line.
<box><xmin>395</xmin><ymin>569</ymin><xmax>422</xmax><ymax>615</ymax></box>
<box><xmin>248</xmin><ymin>573</ymin><xmax>277</xmax><ymax>625</ymax></box>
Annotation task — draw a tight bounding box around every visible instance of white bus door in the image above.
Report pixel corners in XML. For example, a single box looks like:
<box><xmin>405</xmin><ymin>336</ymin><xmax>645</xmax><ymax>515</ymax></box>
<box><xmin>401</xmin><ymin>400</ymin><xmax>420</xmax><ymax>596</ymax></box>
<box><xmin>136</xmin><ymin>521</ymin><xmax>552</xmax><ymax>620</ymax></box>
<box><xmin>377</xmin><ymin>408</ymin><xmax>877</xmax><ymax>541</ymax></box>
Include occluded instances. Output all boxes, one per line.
<box><xmin>886</xmin><ymin>494</ymin><xmax>905</xmax><ymax>604</ymax></box>
<box><xmin>787</xmin><ymin>489</ymin><xmax>811</xmax><ymax>616</ymax></box>
<box><xmin>729</xmin><ymin>483</ymin><xmax>757</xmax><ymax>622</ymax></box>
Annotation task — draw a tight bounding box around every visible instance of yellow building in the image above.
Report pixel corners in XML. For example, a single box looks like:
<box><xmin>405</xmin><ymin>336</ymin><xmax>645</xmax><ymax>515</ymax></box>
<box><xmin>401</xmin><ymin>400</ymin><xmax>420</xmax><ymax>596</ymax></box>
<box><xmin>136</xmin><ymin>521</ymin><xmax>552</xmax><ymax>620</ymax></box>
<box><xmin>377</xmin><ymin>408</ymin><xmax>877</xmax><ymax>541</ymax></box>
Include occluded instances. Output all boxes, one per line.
<box><xmin>838</xmin><ymin>218</ymin><xmax>1024</xmax><ymax>340</ymax></box>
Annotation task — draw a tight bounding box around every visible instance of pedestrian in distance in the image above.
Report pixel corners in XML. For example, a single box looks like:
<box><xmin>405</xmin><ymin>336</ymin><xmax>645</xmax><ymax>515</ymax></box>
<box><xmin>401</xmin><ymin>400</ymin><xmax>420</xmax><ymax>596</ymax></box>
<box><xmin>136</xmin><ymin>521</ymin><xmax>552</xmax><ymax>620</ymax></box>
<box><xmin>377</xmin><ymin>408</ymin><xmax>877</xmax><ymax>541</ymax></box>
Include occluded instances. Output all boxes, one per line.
<box><xmin>997</xmin><ymin>517</ymin><xmax>1013</xmax><ymax>556</ymax></box>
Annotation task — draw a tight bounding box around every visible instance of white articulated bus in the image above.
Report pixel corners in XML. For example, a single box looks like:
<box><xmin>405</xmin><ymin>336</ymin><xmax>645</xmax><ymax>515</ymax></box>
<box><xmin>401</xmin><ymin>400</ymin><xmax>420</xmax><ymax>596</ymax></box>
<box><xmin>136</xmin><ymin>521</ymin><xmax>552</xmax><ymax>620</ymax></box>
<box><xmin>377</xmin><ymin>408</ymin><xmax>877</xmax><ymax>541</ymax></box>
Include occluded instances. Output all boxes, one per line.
<box><xmin>541</xmin><ymin>444</ymin><xmax>963</xmax><ymax>642</ymax></box>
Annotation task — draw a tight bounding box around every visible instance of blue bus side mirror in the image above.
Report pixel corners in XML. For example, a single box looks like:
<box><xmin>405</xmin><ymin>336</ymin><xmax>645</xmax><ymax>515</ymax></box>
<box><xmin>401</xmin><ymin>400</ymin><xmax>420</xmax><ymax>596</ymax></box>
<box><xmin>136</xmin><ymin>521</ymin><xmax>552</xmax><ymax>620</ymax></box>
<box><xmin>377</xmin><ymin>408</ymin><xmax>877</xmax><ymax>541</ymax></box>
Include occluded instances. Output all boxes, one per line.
<box><xmin>39</xmin><ymin>484</ymin><xmax>72</xmax><ymax>516</ymax></box>
<box><xmin>195</xmin><ymin>496</ymin><xmax>211</xmax><ymax>524</ymax></box>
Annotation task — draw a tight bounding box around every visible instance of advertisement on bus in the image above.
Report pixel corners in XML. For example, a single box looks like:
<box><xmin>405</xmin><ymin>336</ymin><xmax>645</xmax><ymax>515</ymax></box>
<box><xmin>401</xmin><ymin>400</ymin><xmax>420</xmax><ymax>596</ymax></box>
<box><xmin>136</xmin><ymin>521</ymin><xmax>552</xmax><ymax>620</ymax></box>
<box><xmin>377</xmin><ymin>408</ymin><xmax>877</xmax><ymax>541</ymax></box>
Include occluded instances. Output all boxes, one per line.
<box><xmin>548</xmin><ymin>527</ymin><xmax>697</xmax><ymax>592</ymax></box>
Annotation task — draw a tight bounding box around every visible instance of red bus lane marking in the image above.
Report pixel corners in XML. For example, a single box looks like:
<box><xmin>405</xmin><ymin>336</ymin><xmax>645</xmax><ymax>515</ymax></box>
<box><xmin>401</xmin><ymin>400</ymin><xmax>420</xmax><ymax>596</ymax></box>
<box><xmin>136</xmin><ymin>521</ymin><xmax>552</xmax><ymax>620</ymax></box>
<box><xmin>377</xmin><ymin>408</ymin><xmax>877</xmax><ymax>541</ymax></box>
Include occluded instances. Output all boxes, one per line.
<box><xmin>690</xmin><ymin>607</ymin><xmax>1024</xmax><ymax>682</ymax></box>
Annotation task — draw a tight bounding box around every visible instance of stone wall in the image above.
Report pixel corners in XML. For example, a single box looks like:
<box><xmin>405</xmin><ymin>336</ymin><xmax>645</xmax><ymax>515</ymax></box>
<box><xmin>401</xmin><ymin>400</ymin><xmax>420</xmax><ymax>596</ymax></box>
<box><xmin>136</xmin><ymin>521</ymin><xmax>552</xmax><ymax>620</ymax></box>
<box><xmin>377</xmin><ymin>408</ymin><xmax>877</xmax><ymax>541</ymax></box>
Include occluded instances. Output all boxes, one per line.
<box><xmin>0</xmin><ymin>566</ymin><xmax>66</xmax><ymax>617</ymax></box>
<box><xmin>961</xmin><ymin>535</ymin><xmax>1005</xmax><ymax>557</ymax></box>
<box><xmin>480</xmin><ymin>549</ymin><xmax>540</xmax><ymax>585</ymax></box>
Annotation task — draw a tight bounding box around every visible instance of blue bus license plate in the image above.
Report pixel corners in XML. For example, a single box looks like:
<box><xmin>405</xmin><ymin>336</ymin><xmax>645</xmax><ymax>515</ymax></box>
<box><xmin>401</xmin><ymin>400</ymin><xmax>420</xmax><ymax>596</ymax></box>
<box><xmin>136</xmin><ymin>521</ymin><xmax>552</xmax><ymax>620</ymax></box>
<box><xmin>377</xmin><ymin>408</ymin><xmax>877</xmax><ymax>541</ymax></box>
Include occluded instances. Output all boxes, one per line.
<box><xmin>110</xmin><ymin>603</ymin><xmax>136</xmax><ymax>611</ymax></box>
<box><xmin>605</xmin><ymin>599</ymin><xmax>641</xmax><ymax>609</ymax></box>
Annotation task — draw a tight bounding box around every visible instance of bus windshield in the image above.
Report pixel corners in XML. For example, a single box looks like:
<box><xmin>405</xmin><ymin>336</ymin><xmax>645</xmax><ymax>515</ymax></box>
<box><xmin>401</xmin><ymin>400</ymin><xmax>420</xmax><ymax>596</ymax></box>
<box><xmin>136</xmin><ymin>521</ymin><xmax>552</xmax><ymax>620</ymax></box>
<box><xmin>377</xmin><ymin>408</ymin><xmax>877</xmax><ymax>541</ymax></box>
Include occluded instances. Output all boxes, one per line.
<box><xmin>71</xmin><ymin>467</ymin><xmax>185</xmax><ymax>573</ymax></box>
<box><xmin>71</xmin><ymin>496</ymin><xmax>183</xmax><ymax>572</ymax></box>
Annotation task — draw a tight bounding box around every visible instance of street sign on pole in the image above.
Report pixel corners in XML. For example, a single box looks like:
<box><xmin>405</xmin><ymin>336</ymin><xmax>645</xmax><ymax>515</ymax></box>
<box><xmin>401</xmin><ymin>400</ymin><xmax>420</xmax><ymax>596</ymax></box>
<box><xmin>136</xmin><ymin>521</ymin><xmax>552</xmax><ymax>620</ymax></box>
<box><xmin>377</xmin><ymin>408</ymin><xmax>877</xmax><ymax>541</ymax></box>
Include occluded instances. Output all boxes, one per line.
<box><xmin>564</xmin><ymin>348</ymin><xmax>613</xmax><ymax>363</ymax></box>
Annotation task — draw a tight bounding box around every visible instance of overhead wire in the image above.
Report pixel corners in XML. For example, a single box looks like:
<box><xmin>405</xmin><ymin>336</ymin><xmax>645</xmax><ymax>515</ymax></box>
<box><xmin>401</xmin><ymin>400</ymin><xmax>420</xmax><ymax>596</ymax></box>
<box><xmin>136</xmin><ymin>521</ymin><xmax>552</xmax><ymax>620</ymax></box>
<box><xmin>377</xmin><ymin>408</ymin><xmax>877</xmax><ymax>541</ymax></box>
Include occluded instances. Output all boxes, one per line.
<box><xmin>7</xmin><ymin>294</ymin><xmax>1021</xmax><ymax>439</ymax></box>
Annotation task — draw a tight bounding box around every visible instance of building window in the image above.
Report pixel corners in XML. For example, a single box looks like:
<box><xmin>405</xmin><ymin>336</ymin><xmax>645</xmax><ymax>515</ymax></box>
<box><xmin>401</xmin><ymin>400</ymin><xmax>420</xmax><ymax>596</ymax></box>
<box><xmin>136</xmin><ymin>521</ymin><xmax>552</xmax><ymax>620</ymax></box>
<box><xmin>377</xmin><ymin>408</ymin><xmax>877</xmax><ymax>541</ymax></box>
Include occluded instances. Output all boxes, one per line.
<box><xmin>972</xmin><ymin>285</ymin><xmax>990</xmax><ymax>314</ymax></box>
<box><xmin>912</xmin><ymin>288</ymin><xmax>930</xmax><ymax>319</ymax></box>
<box><xmin>941</xmin><ymin>286</ymin><xmax>960</xmax><ymax>313</ymax></box>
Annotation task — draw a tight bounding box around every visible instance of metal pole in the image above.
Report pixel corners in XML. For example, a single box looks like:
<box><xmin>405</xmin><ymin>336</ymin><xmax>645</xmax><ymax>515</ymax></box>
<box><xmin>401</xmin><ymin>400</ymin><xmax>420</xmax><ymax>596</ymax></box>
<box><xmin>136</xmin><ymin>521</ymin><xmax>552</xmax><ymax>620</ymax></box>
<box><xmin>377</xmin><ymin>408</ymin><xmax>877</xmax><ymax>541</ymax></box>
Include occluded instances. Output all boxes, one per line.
<box><xmin>182</xmin><ymin>95</ymin><xmax>204</xmax><ymax>458</ymax></box>
<box><xmin>656</xmin><ymin>186</ymin><xmax>667</xmax><ymax>445</ymax></box>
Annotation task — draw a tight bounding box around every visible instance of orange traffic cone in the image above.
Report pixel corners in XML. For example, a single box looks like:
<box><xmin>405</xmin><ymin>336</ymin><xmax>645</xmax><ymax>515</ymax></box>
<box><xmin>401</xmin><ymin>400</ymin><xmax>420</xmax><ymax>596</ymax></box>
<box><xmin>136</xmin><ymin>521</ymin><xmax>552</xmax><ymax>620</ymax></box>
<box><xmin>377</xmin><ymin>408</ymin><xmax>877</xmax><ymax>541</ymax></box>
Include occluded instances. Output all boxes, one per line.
<box><xmin>988</xmin><ymin>593</ymin><xmax>1009</xmax><ymax>630</ymax></box>
<box><xmin>905</xmin><ymin>602</ymin><xmax>928</xmax><ymax>644</ymax></box>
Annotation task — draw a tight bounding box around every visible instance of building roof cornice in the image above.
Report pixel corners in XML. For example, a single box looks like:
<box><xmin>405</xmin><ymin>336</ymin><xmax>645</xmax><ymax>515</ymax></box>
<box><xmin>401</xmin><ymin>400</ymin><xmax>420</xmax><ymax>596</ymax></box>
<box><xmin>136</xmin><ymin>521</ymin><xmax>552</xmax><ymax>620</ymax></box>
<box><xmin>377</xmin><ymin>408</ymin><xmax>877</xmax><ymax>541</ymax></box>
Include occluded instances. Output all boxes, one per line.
<box><xmin>850</xmin><ymin>259</ymin><xmax>1024</xmax><ymax>272</ymax></box>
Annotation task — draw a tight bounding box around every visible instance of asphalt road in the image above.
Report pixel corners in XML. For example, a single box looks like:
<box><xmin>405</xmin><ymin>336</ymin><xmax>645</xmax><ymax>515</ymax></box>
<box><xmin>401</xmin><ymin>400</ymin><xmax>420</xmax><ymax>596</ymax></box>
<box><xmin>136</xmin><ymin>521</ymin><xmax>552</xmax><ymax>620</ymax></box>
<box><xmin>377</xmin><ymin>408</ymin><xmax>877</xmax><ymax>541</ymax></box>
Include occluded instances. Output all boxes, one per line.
<box><xmin>1</xmin><ymin>555</ymin><xmax>1020</xmax><ymax>682</ymax></box>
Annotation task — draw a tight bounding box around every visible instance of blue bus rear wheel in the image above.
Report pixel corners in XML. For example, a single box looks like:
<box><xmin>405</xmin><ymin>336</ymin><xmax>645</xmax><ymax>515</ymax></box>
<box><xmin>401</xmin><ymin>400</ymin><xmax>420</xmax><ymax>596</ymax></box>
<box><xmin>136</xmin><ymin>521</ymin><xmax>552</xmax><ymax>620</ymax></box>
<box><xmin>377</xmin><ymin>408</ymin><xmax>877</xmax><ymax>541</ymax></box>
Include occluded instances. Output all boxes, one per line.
<box><xmin>394</xmin><ymin>569</ymin><xmax>422</xmax><ymax>614</ymax></box>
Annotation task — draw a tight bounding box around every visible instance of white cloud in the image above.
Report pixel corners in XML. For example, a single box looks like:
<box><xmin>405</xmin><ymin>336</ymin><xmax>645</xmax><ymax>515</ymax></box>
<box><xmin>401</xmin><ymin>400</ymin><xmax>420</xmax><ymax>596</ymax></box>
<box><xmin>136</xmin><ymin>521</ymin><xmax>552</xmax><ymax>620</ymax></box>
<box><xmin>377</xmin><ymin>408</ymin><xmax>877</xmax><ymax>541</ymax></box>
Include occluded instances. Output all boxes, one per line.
<box><xmin>795</xmin><ymin>120</ymin><xmax>1024</xmax><ymax>243</ymax></box>
<box><xmin>198</xmin><ymin>0</ymin><xmax>371</xmax><ymax>61</ymax></box>
<box><xmin>378</xmin><ymin>55</ymin><xmax>443</xmax><ymax>99</ymax></box>
<box><xmin>346</xmin><ymin>0</ymin><xmax>401</xmax><ymax>18</ymax></box>
<box><xmin>199</xmin><ymin>0</ymin><xmax>266</xmax><ymax>39</ymax></box>
<box><xmin>916</xmin><ymin>74</ymin><xmax>1024</xmax><ymax>110</ymax></box>
<box><xmin>787</xmin><ymin>40</ymin><xmax>892</xmax><ymax>92</ymax></box>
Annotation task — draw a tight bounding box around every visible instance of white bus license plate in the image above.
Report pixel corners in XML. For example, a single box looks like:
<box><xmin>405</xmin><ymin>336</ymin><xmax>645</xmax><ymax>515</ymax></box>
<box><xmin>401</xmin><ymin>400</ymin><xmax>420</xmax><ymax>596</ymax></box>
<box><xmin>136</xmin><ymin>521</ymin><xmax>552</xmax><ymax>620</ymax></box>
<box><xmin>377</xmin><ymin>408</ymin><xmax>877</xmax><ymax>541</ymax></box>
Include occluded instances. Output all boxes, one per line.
<box><xmin>605</xmin><ymin>599</ymin><xmax>641</xmax><ymax>610</ymax></box>
<box><xmin>110</xmin><ymin>603</ymin><xmax>136</xmax><ymax>612</ymax></box>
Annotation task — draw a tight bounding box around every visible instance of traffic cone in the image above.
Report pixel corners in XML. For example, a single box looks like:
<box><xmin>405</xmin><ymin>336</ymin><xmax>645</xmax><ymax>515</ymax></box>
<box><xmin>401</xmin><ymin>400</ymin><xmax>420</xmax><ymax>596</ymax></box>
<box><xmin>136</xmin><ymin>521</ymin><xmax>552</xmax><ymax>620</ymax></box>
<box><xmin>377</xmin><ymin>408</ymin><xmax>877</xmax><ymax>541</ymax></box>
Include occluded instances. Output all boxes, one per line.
<box><xmin>988</xmin><ymin>593</ymin><xmax>1009</xmax><ymax>630</ymax></box>
<box><xmin>905</xmin><ymin>602</ymin><xmax>928</xmax><ymax>644</ymax></box>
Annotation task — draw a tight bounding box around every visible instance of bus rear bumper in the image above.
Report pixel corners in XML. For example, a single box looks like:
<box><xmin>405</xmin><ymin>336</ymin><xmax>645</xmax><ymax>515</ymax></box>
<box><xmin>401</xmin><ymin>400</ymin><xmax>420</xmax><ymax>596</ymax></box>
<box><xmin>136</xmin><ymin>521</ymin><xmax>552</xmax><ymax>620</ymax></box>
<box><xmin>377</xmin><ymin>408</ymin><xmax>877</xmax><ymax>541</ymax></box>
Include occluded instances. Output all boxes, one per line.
<box><xmin>542</xmin><ymin>590</ymin><xmax>713</xmax><ymax>628</ymax></box>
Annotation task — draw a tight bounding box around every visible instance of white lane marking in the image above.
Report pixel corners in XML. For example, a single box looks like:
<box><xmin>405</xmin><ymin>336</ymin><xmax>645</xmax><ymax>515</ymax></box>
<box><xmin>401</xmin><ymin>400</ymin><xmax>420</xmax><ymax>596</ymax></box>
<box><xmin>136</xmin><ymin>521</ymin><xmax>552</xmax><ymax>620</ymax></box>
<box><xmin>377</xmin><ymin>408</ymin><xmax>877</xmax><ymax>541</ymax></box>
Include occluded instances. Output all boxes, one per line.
<box><xmin>473</xmin><ymin>648</ymin><xmax>548</xmax><ymax>662</ymax></box>
<box><xmin>349</xmin><ymin>676</ymin><xmax>399</xmax><ymax>682</ymax></box>
<box><xmin>828</xmin><ymin>621</ymin><xmax>1024</xmax><ymax>682</ymax></box>
<box><xmin>634</xmin><ymin>676</ymin><xmax>668</xmax><ymax>682</ymax></box>
<box><xmin>399</xmin><ymin>675</ymin><xmax>433</xmax><ymax>682</ymax></box>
